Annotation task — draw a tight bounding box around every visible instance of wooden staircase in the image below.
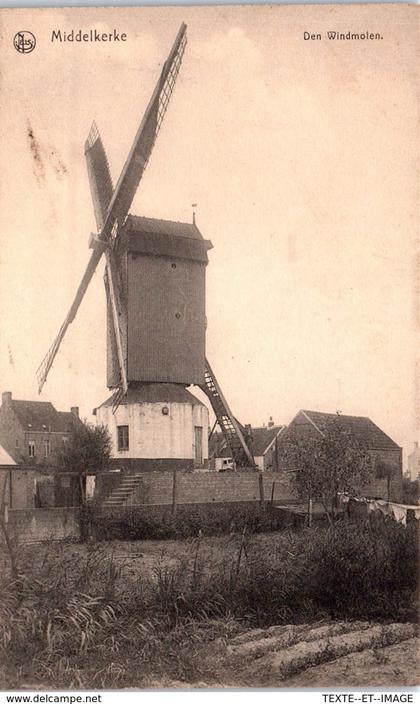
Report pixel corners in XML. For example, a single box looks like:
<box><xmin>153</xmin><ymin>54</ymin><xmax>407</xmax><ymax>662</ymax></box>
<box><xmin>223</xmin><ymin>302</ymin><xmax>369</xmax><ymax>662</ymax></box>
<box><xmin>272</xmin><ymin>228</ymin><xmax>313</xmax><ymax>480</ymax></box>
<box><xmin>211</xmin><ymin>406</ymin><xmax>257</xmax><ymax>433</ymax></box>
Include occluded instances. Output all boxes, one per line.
<box><xmin>102</xmin><ymin>474</ymin><xmax>143</xmax><ymax>507</ymax></box>
<box><xmin>201</xmin><ymin>358</ymin><xmax>255</xmax><ymax>468</ymax></box>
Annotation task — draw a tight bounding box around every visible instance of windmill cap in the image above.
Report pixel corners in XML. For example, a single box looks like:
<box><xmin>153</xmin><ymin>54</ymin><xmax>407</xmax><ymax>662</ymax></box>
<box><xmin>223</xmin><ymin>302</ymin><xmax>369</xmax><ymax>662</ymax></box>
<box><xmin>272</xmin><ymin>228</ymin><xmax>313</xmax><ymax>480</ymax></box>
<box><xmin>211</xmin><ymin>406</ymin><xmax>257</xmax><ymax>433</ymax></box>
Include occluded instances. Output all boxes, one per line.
<box><xmin>122</xmin><ymin>215</ymin><xmax>213</xmax><ymax>263</ymax></box>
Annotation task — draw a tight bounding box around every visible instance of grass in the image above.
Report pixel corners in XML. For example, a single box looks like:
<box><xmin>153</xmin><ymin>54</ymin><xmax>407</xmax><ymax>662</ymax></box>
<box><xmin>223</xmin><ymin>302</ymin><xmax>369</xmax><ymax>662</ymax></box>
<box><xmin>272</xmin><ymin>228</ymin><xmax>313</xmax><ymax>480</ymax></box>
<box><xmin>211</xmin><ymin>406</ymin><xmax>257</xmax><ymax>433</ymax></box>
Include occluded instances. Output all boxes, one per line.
<box><xmin>0</xmin><ymin>517</ymin><xmax>418</xmax><ymax>688</ymax></box>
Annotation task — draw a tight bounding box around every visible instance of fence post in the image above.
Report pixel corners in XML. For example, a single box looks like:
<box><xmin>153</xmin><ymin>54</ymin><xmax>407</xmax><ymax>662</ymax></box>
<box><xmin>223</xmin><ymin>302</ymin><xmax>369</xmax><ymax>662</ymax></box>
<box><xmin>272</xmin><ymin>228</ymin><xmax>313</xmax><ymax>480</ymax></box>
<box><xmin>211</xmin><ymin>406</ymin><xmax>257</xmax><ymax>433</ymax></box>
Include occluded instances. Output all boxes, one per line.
<box><xmin>172</xmin><ymin>470</ymin><xmax>178</xmax><ymax>515</ymax></box>
<box><xmin>258</xmin><ymin>472</ymin><xmax>265</xmax><ymax>506</ymax></box>
<box><xmin>307</xmin><ymin>498</ymin><xmax>313</xmax><ymax>528</ymax></box>
<box><xmin>270</xmin><ymin>481</ymin><xmax>275</xmax><ymax>506</ymax></box>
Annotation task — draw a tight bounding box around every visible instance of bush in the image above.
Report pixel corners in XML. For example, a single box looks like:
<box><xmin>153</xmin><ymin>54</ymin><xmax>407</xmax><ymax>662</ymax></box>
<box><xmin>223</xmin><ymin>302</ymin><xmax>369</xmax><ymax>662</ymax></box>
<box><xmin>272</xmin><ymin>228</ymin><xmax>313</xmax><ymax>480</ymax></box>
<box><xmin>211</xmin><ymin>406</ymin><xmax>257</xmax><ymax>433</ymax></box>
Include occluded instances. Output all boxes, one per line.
<box><xmin>141</xmin><ymin>519</ymin><xmax>419</xmax><ymax>626</ymax></box>
<box><xmin>402</xmin><ymin>477</ymin><xmax>419</xmax><ymax>505</ymax></box>
<box><xmin>91</xmin><ymin>503</ymin><xmax>289</xmax><ymax>541</ymax></box>
<box><xmin>303</xmin><ymin>521</ymin><xmax>418</xmax><ymax>621</ymax></box>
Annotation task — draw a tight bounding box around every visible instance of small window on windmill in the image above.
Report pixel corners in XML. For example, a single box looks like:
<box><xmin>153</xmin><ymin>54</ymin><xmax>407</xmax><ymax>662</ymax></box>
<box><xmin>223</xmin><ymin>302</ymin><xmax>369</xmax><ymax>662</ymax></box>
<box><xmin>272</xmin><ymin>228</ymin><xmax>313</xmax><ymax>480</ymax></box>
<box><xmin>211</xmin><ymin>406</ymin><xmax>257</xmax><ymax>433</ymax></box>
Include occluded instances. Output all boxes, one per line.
<box><xmin>117</xmin><ymin>425</ymin><xmax>129</xmax><ymax>451</ymax></box>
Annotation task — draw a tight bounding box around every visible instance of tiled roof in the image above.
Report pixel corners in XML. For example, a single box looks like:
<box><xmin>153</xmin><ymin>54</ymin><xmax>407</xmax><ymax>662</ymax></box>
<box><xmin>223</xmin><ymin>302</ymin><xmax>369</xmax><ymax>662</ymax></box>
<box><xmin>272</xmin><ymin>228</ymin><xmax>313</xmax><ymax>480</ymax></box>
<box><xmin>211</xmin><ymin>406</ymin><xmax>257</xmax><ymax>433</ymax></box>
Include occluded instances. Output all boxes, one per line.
<box><xmin>300</xmin><ymin>410</ymin><xmax>400</xmax><ymax>450</ymax></box>
<box><xmin>251</xmin><ymin>426</ymin><xmax>285</xmax><ymax>456</ymax></box>
<box><xmin>99</xmin><ymin>382</ymin><xmax>205</xmax><ymax>409</ymax></box>
<box><xmin>56</xmin><ymin>412</ymin><xmax>82</xmax><ymax>433</ymax></box>
<box><xmin>209</xmin><ymin>425</ymin><xmax>284</xmax><ymax>459</ymax></box>
<box><xmin>10</xmin><ymin>400</ymin><xmax>81</xmax><ymax>433</ymax></box>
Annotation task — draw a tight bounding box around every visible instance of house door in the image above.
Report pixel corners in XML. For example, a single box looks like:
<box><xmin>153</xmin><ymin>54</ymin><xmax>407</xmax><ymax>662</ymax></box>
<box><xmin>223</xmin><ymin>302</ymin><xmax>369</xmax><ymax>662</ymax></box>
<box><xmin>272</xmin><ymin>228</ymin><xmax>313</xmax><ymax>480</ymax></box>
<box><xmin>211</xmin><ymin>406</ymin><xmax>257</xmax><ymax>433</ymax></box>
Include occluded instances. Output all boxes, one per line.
<box><xmin>194</xmin><ymin>426</ymin><xmax>203</xmax><ymax>467</ymax></box>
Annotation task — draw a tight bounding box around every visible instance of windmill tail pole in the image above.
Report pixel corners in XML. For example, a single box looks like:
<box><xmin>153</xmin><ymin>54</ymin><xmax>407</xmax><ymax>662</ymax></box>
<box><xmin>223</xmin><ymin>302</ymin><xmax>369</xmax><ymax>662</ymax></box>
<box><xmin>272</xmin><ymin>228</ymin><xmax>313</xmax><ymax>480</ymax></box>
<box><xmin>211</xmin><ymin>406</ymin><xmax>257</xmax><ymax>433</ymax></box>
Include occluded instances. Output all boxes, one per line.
<box><xmin>201</xmin><ymin>358</ymin><xmax>255</xmax><ymax>468</ymax></box>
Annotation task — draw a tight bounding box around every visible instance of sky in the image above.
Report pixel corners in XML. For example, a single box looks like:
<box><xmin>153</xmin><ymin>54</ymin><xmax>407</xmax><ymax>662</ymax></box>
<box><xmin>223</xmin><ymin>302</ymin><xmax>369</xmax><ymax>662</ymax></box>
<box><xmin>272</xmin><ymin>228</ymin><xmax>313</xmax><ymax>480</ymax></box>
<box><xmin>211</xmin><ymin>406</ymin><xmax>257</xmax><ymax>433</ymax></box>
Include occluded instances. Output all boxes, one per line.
<box><xmin>0</xmin><ymin>4</ymin><xmax>418</xmax><ymax>470</ymax></box>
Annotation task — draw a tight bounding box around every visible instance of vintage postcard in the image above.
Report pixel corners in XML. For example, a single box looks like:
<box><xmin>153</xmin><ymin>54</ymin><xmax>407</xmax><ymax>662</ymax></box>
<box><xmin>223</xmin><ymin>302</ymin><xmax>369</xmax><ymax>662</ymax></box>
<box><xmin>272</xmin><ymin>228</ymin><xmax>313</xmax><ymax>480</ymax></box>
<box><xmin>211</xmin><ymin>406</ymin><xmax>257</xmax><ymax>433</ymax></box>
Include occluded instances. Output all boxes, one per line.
<box><xmin>0</xmin><ymin>3</ymin><xmax>418</xmax><ymax>691</ymax></box>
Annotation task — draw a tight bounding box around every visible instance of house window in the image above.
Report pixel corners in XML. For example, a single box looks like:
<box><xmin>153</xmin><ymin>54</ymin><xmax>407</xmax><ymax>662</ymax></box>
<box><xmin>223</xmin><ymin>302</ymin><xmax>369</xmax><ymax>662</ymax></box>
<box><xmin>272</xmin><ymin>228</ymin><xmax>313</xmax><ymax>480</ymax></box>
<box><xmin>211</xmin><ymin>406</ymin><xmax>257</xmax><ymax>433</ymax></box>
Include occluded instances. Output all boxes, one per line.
<box><xmin>117</xmin><ymin>425</ymin><xmax>129</xmax><ymax>451</ymax></box>
<box><xmin>44</xmin><ymin>440</ymin><xmax>50</xmax><ymax>458</ymax></box>
<box><xmin>62</xmin><ymin>436</ymin><xmax>69</xmax><ymax>444</ymax></box>
<box><xmin>28</xmin><ymin>441</ymin><xmax>35</xmax><ymax>458</ymax></box>
<box><xmin>15</xmin><ymin>438</ymin><xmax>19</xmax><ymax>449</ymax></box>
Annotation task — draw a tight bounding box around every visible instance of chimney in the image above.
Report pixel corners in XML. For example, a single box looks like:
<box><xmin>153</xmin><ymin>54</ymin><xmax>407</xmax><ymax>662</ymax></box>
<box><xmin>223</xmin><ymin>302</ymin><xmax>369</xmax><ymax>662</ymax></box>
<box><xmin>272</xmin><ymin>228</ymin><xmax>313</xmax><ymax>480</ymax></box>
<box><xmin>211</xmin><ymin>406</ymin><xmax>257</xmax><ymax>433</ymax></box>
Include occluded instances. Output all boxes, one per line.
<box><xmin>2</xmin><ymin>391</ymin><xmax>12</xmax><ymax>406</ymax></box>
<box><xmin>268</xmin><ymin>416</ymin><xmax>274</xmax><ymax>428</ymax></box>
<box><xmin>70</xmin><ymin>406</ymin><xmax>79</xmax><ymax>418</ymax></box>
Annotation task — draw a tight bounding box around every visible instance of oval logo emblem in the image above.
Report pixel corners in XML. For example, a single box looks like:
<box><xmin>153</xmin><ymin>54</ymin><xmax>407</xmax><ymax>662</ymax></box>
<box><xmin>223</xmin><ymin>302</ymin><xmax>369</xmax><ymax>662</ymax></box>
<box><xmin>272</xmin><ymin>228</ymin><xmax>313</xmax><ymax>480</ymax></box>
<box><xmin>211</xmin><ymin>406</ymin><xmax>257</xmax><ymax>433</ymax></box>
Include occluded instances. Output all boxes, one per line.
<box><xmin>13</xmin><ymin>31</ymin><xmax>36</xmax><ymax>54</ymax></box>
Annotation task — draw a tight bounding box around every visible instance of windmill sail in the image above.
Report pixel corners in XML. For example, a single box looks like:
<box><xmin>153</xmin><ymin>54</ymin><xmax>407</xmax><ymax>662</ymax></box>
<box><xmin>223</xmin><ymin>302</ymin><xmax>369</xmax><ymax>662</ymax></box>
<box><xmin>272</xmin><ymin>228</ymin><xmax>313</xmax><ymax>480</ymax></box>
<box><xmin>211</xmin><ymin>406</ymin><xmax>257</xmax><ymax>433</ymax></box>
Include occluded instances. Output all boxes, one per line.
<box><xmin>36</xmin><ymin>243</ymin><xmax>107</xmax><ymax>393</ymax></box>
<box><xmin>36</xmin><ymin>23</ymin><xmax>187</xmax><ymax>393</ymax></box>
<box><xmin>85</xmin><ymin>123</ymin><xmax>128</xmax><ymax>397</ymax></box>
<box><xmin>84</xmin><ymin>122</ymin><xmax>114</xmax><ymax>231</ymax></box>
<box><xmin>102</xmin><ymin>22</ymin><xmax>187</xmax><ymax>233</ymax></box>
<box><xmin>103</xmin><ymin>249</ymin><xmax>128</xmax><ymax>396</ymax></box>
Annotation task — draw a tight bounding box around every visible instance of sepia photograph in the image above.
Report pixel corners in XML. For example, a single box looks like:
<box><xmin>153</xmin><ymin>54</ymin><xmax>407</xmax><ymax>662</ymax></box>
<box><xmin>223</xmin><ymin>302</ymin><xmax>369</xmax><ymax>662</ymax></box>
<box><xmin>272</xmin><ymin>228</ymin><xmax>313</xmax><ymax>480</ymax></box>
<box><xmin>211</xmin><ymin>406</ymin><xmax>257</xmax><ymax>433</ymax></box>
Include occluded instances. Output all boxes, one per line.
<box><xmin>0</xmin><ymin>3</ymin><xmax>418</xmax><ymax>691</ymax></box>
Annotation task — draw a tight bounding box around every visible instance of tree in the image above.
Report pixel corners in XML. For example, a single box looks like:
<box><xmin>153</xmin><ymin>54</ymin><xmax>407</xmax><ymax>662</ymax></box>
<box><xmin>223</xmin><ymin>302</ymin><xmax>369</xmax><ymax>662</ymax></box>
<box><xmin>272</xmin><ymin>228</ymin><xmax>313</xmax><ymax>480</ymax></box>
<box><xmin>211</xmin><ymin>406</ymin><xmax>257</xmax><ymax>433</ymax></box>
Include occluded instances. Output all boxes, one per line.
<box><xmin>57</xmin><ymin>422</ymin><xmax>112</xmax><ymax>542</ymax></box>
<box><xmin>284</xmin><ymin>416</ymin><xmax>374</xmax><ymax>525</ymax></box>
<box><xmin>57</xmin><ymin>422</ymin><xmax>112</xmax><ymax>504</ymax></box>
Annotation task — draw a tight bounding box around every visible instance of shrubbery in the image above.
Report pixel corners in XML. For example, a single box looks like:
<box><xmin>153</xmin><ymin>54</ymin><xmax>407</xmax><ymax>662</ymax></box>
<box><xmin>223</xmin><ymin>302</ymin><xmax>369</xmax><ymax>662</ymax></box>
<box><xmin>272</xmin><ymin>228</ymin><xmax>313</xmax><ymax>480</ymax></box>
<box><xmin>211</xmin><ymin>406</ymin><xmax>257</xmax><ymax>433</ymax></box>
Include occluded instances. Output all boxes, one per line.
<box><xmin>402</xmin><ymin>477</ymin><xmax>419</xmax><ymax>505</ymax></box>
<box><xmin>90</xmin><ymin>503</ymin><xmax>290</xmax><ymax>541</ymax></box>
<box><xmin>145</xmin><ymin>520</ymin><xmax>418</xmax><ymax>626</ymax></box>
<box><xmin>302</xmin><ymin>520</ymin><xmax>418</xmax><ymax>621</ymax></box>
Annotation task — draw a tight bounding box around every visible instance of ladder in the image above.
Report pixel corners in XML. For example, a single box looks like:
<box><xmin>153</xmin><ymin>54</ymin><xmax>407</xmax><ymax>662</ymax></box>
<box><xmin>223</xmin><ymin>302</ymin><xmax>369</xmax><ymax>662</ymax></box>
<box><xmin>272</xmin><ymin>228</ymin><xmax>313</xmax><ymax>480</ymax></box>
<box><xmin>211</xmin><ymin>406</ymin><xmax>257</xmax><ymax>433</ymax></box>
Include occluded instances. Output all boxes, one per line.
<box><xmin>201</xmin><ymin>359</ymin><xmax>255</xmax><ymax>468</ymax></box>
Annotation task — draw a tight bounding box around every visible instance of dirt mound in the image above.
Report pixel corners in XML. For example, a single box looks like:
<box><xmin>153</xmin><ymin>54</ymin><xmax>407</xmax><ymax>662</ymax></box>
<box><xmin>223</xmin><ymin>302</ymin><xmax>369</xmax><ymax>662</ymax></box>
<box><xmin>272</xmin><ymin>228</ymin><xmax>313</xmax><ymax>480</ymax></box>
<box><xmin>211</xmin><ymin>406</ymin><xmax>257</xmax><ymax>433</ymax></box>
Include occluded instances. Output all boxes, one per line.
<box><xmin>202</xmin><ymin>621</ymin><xmax>418</xmax><ymax>687</ymax></box>
<box><xmin>282</xmin><ymin>637</ymin><xmax>419</xmax><ymax>687</ymax></box>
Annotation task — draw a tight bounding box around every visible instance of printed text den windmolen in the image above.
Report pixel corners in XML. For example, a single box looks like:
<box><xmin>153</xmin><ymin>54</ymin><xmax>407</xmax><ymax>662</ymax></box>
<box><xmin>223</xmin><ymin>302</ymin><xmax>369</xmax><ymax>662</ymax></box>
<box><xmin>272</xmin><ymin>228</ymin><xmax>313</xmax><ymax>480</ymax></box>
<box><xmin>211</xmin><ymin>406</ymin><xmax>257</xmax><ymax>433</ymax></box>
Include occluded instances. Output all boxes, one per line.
<box><xmin>51</xmin><ymin>29</ymin><xmax>127</xmax><ymax>42</ymax></box>
<box><xmin>304</xmin><ymin>31</ymin><xmax>383</xmax><ymax>40</ymax></box>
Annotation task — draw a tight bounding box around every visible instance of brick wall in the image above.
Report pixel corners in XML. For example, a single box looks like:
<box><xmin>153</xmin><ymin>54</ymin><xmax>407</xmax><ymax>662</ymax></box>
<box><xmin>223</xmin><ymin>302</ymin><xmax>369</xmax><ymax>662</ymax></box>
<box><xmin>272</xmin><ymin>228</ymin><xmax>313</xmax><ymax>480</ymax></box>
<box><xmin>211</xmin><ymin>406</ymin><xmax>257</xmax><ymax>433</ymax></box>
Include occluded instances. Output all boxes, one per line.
<box><xmin>129</xmin><ymin>471</ymin><xmax>252</xmax><ymax>505</ymax></box>
<box><xmin>99</xmin><ymin>469</ymin><xmax>387</xmax><ymax>508</ymax></box>
<box><xmin>0</xmin><ymin>403</ymin><xmax>24</xmax><ymax>463</ymax></box>
<box><xmin>22</xmin><ymin>431</ymin><xmax>69</xmax><ymax>466</ymax></box>
<box><xmin>96</xmin><ymin>467</ymin><xmax>390</xmax><ymax>509</ymax></box>
<box><xmin>6</xmin><ymin>508</ymin><xmax>79</xmax><ymax>543</ymax></box>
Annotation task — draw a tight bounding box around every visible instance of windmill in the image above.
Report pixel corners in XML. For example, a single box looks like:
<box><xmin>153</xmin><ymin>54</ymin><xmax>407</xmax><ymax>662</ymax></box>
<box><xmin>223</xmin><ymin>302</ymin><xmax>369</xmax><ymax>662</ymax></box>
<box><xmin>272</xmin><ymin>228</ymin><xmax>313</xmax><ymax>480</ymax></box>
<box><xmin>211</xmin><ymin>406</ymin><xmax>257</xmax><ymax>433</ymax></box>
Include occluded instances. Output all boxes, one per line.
<box><xmin>36</xmin><ymin>24</ymin><xmax>254</xmax><ymax>469</ymax></box>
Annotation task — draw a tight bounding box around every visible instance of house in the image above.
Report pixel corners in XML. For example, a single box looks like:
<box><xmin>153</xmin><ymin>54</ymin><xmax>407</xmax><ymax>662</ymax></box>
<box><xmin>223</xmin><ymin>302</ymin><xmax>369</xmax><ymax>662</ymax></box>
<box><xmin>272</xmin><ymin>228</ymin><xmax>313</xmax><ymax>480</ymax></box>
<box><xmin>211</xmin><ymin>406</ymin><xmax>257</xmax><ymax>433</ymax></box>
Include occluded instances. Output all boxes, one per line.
<box><xmin>276</xmin><ymin>409</ymin><xmax>403</xmax><ymax>500</ymax></box>
<box><xmin>407</xmin><ymin>442</ymin><xmax>420</xmax><ymax>480</ymax></box>
<box><xmin>0</xmin><ymin>391</ymin><xmax>82</xmax><ymax>466</ymax></box>
<box><xmin>209</xmin><ymin>418</ymin><xmax>285</xmax><ymax>471</ymax></box>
